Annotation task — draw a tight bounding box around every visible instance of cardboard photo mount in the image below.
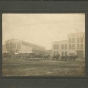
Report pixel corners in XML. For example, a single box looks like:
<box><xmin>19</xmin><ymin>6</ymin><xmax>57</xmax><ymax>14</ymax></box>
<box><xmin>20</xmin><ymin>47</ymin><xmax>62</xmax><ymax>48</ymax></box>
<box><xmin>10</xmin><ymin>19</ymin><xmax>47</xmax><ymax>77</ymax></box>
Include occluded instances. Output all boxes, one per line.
<box><xmin>0</xmin><ymin>1</ymin><xmax>88</xmax><ymax>88</ymax></box>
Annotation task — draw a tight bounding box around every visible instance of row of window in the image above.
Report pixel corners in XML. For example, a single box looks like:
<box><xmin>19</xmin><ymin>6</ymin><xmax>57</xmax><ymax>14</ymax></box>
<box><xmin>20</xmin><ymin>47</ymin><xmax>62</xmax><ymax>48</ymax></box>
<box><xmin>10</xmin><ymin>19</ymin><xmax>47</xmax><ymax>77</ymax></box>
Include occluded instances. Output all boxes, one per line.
<box><xmin>77</xmin><ymin>38</ymin><xmax>84</xmax><ymax>43</ymax></box>
<box><xmin>77</xmin><ymin>44</ymin><xmax>83</xmax><ymax>49</ymax></box>
<box><xmin>53</xmin><ymin>44</ymin><xmax>83</xmax><ymax>50</ymax></box>
<box><xmin>6</xmin><ymin>43</ymin><xmax>21</xmax><ymax>50</ymax></box>
<box><xmin>69</xmin><ymin>37</ymin><xmax>84</xmax><ymax>43</ymax></box>
<box><xmin>62</xmin><ymin>51</ymin><xmax>67</xmax><ymax>56</ymax></box>
<box><xmin>69</xmin><ymin>44</ymin><xmax>75</xmax><ymax>49</ymax></box>
<box><xmin>69</xmin><ymin>44</ymin><xmax>83</xmax><ymax>50</ymax></box>
<box><xmin>53</xmin><ymin>44</ymin><xmax>67</xmax><ymax>50</ymax></box>
<box><xmin>62</xmin><ymin>44</ymin><xmax>67</xmax><ymax>49</ymax></box>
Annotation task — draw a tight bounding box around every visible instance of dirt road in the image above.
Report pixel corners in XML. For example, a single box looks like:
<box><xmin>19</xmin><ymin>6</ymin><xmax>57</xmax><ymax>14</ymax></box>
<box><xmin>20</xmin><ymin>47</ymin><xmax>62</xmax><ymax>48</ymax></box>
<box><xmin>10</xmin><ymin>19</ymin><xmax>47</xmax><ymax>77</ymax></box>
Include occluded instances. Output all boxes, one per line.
<box><xmin>2</xmin><ymin>58</ymin><xmax>85</xmax><ymax>76</ymax></box>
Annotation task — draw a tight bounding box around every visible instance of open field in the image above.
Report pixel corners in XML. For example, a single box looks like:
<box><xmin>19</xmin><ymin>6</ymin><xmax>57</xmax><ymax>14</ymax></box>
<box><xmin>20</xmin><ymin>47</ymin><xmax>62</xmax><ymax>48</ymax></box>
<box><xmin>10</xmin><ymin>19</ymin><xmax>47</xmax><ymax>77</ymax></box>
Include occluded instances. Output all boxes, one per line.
<box><xmin>2</xmin><ymin>58</ymin><xmax>85</xmax><ymax>76</ymax></box>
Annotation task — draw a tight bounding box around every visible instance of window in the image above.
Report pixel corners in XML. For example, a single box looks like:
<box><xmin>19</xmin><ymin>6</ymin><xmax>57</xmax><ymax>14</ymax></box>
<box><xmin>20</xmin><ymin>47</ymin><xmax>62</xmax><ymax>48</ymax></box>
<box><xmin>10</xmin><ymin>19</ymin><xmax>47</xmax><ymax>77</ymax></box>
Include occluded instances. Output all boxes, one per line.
<box><xmin>81</xmin><ymin>44</ymin><xmax>83</xmax><ymax>49</ymax></box>
<box><xmin>72</xmin><ymin>44</ymin><xmax>75</xmax><ymax>49</ymax></box>
<box><xmin>69</xmin><ymin>38</ymin><xmax>71</xmax><ymax>43</ymax></box>
<box><xmin>62</xmin><ymin>51</ymin><xmax>64</xmax><ymax>56</ymax></box>
<box><xmin>72</xmin><ymin>38</ymin><xmax>75</xmax><ymax>43</ymax></box>
<box><xmin>62</xmin><ymin>44</ymin><xmax>64</xmax><ymax>49</ymax></box>
<box><xmin>69</xmin><ymin>44</ymin><xmax>71</xmax><ymax>49</ymax></box>
<box><xmin>77</xmin><ymin>44</ymin><xmax>79</xmax><ymax>49</ymax></box>
<box><xmin>65</xmin><ymin>44</ymin><xmax>67</xmax><ymax>49</ymax></box>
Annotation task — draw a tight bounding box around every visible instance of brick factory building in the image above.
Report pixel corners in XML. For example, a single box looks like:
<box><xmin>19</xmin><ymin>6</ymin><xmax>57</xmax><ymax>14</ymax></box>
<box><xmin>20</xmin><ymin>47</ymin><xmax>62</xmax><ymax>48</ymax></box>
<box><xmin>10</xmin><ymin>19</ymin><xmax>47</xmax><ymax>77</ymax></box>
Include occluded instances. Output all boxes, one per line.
<box><xmin>52</xmin><ymin>32</ymin><xmax>85</xmax><ymax>58</ymax></box>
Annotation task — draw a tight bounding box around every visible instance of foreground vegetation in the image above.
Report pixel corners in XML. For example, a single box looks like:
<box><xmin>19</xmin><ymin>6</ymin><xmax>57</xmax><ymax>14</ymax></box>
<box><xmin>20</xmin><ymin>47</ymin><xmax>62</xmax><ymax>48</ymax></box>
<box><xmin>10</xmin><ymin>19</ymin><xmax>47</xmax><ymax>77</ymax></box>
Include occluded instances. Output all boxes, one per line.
<box><xmin>2</xmin><ymin>57</ymin><xmax>85</xmax><ymax>76</ymax></box>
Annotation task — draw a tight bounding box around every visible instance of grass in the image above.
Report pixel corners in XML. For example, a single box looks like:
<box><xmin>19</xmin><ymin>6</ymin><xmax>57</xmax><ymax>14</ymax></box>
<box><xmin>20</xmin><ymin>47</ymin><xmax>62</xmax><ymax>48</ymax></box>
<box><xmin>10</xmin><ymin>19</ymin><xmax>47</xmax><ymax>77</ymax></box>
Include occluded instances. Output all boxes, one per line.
<box><xmin>2</xmin><ymin>57</ymin><xmax>85</xmax><ymax>76</ymax></box>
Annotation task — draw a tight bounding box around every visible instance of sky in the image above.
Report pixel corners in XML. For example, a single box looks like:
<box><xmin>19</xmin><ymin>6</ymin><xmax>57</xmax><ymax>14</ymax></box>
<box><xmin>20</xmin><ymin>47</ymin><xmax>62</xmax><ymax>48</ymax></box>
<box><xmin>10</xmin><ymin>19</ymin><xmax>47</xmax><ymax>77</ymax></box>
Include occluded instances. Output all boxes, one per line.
<box><xmin>2</xmin><ymin>13</ymin><xmax>85</xmax><ymax>50</ymax></box>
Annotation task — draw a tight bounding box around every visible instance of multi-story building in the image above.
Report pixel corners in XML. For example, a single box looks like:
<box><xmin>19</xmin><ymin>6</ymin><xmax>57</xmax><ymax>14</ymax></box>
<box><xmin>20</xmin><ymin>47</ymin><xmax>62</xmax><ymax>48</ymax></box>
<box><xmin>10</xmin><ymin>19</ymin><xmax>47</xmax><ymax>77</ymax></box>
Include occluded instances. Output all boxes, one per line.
<box><xmin>52</xmin><ymin>40</ymin><xmax>68</xmax><ymax>56</ymax></box>
<box><xmin>4</xmin><ymin>39</ymin><xmax>46</xmax><ymax>55</ymax></box>
<box><xmin>67</xmin><ymin>32</ymin><xmax>85</xmax><ymax>58</ymax></box>
<box><xmin>52</xmin><ymin>32</ymin><xmax>85</xmax><ymax>58</ymax></box>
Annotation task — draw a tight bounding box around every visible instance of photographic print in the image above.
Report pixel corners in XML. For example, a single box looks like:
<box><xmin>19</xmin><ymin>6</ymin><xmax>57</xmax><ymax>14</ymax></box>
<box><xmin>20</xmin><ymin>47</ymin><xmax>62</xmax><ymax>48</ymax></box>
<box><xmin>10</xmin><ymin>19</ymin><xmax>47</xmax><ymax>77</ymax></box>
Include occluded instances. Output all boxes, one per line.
<box><xmin>2</xmin><ymin>13</ymin><xmax>85</xmax><ymax>76</ymax></box>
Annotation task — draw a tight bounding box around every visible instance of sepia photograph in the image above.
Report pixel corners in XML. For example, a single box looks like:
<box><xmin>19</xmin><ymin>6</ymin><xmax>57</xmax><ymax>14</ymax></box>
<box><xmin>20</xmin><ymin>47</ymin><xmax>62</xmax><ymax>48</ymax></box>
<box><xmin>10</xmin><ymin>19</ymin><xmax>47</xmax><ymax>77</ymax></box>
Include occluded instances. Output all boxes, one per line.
<box><xmin>2</xmin><ymin>13</ymin><xmax>85</xmax><ymax>76</ymax></box>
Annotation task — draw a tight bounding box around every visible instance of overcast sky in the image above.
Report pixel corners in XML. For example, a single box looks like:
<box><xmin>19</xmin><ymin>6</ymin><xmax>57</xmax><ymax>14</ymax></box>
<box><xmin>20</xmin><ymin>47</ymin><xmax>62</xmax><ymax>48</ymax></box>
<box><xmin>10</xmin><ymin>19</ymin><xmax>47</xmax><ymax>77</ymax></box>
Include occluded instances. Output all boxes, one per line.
<box><xmin>2</xmin><ymin>13</ymin><xmax>85</xmax><ymax>50</ymax></box>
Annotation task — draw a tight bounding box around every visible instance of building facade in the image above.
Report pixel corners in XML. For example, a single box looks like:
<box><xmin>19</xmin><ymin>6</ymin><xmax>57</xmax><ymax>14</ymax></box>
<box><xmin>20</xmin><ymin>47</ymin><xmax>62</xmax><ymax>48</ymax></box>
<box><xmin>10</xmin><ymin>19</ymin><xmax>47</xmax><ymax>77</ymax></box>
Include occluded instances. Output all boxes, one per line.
<box><xmin>2</xmin><ymin>45</ymin><xmax>7</xmax><ymax>53</ymax></box>
<box><xmin>52</xmin><ymin>32</ymin><xmax>85</xmax><ymax>58</ymax></box>
<box><xmin>52</xmin><ymin>40</ymin><xmax>68</xmax><ymax>56</ymax></box>
<box><xmin>67</xmin><ymin>32</ymin><xmax>85</xmax><ymax>58</ymax></box>
<box><xmin>4</xmin><ymin>39</ymin><xmax>46</xmax><ymax>55</ymax></box>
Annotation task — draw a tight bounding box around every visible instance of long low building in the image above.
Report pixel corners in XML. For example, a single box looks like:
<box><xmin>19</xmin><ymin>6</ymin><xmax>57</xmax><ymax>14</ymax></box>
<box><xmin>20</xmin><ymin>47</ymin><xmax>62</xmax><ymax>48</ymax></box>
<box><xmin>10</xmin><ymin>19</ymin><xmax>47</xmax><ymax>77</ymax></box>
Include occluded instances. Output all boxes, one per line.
<box><xmin>52</xmin><ymin>32</ymin><xmax>85</xmax><ymax>58</ymax></box>
<box><xmin>4</xmin><ymin>39</ymin><xmax>46</xmax><ymax>55</ymax></box>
